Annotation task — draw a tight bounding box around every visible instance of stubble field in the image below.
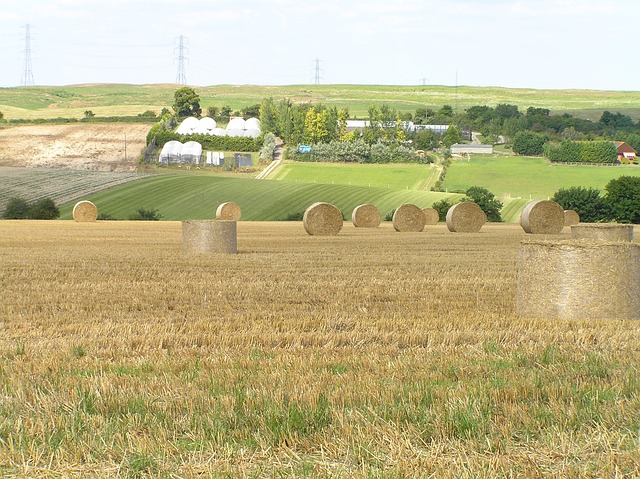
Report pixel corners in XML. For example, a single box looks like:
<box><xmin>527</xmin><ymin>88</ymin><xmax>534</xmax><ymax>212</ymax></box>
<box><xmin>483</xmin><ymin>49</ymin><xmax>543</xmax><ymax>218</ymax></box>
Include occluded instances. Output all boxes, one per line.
<box><xmin>1</xmin><ymin>221</ymin><xmax>639</xmax><ymax>478</ymax></box>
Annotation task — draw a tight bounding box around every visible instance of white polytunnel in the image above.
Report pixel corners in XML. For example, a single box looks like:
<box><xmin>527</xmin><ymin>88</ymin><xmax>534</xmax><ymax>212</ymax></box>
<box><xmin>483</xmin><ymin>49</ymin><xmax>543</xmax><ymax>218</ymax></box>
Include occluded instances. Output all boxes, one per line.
<box><xmin>180</xmin><ymin>141</ymin><xmax>203</xmax><ymax>164</ymax></box>
<box><xmin>226</xmin><ymin>117</ymin><xmax>246</xmax><ymax>130</ymax></box>
<box><xmin>245</xmin><ymin>117</ymin><xmax>261</xmax><ymax>130</ymax></box>
<box><xmin>159</xmin><ymin>140</ymin><xmax>183</xmax><ymax>163</ymax></box>
<box><xmin>176</xmin><ymin>117</ymin><xmax>200</xmax><ymax>135</ymax></box>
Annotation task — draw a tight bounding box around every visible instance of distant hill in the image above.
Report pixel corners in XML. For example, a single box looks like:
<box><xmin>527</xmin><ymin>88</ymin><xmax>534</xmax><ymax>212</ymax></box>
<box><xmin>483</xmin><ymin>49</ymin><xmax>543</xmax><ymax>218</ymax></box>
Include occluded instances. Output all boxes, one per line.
<box><xmin>1</xmin><ymin>84</ymin><xmax>639</xmax><ymax>121</ymax></box>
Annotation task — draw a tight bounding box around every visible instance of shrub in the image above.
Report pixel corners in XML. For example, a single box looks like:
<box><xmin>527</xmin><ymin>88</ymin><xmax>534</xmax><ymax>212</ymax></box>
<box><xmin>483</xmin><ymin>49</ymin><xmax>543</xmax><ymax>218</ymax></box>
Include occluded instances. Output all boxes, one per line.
<box><xmin>28</xmin><ymin>198</ymin><xmax>60</xmax><ymax>220</ymax></box>
<box><xmin>463</xmin><ymin>186</ymin><xmax>503</xmax><ymax>222</ymax></box>
<box><xmin>552</xmin><ymin>187</ymin><xmax>612</xmax><ymax>223</ymax></box>
<box><xmin>432</xmin><ymin>198</ymin><xmax>454</xmax><ymax>221</ymax></box>
<box><xmin>129</xmin><ymin>208</ymin><xmax>162</xmax><ymax>221</ymax></box>
<box><xmin>512</xmin><ymin>131</ymin><xmax>546</xmax><ymax>156</ymax></box>
<box><xmin>605</xmin><ymin>176</ymin><xmax>640</xmax><ymax>223</ymax></box>
<box><xmin>3</xmin><ymin>197</ymin><xmax>30</xmax><ymax>219</ymax></box>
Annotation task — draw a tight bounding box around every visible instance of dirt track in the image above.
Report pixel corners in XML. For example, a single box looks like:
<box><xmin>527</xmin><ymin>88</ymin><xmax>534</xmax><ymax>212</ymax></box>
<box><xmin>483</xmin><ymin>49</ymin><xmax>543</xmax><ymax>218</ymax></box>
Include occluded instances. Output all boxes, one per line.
<box><xmin>0</xmin><ymin>124</ymin><xmax>150</xmax><ymax>172</ymax></box>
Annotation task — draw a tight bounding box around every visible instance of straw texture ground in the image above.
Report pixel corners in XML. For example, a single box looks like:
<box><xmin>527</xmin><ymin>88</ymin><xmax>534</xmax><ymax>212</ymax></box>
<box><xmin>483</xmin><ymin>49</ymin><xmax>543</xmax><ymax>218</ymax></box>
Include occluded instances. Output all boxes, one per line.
<box><xmin>564</xmin><ymin>209</ymin><xmax>580</xmax><ymax>226</ymax></box>
<box><xmin>516</xmin><ymin>240</ymin><xmax>640</xmax><ymax>320</ymax></box>
<box><xmin>351</xmin><ymin>204</ymin><xmax>381</xmax><ymax>228</ymax></box>
<box><xmin>571</xmin><ymin>223</ymin><xmax>634</xmax><ymax>242</ymax></box>
<box><xmin>520</xmin><ymin>200</ymin><xmax>565</xmax><ymax>234</ymax></box>
<box><xmin>392</xmin><ymin>203</ymin><xmax>426</xmax><ymax>232</ymax></box>
<box><xmin>72</xmin><ymin>200</ymin><xmax>98</xmax><ymax>222</ymax></box>
<box><xmin>182</xmin><ymin>220</ymin><xmax>237</xmax><ymax>254</ymax></box>
<box><xmin>303</xmin><ymin>202</ymin><xmax>343</xmax><ymax>236</ymax></box>
<box><xmin>422</xmin><ymin>207</ymin><xmax>440</xmax><ymax>225</ymax></box>
<box><xmin>216</xmin><ymin>202</ymin><xmax>242</xmax><ymax>221</ymax></box>
<box><xmin>446</xmin><ymin>202</ymin><xmax>487</xmax><ymax>233</ymax></box>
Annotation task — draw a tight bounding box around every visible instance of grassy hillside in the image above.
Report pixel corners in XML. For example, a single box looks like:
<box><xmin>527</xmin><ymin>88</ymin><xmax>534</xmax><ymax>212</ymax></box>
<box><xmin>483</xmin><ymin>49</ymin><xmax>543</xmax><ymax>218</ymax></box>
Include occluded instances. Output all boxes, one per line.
<box><xmin>2</xmin><ymin>84</ymin><xmax>640</xmax><ymax>120</ymax></box>
<box><xmin>442</xmin><ymin>155</ymin><xmax>640</xmax><ymax>199</ymax></box>
<box><xmin>58</xmin><ymin>175</ymin><xmax>463</xmax><ymax>221</ymax></box>
<box><xmin>268</xmin><ymin>162</ymin><xmax>439</xmax><ymax>190</ymax></box>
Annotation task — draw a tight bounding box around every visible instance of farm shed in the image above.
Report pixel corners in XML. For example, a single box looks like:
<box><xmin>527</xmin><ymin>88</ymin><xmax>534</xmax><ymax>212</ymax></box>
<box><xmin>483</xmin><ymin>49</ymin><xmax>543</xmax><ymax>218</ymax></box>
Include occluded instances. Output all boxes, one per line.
<box><xmin>159</xmin><ymin>140</ymin><xmax>183</xmax><ymax>163</ymax></box>
<box><xmin>614</xmin><ymin>141</ymin><xmax>637</xmax><ymax>161</ymax></box>
<box><xmin>451</xmin><ymin>143</ymin><xmax>493</xmax><ymax>155</ymax></box>
<box><xmin>180</xmin><ymin>141</ymin><xmax>203</xmax><ymax>164</ymax></box>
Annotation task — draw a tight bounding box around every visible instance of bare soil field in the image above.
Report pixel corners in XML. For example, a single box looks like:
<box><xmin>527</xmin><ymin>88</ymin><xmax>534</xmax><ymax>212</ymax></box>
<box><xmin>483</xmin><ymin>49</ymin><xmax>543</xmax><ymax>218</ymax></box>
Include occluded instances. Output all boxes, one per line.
<box><xmin>0</xmin><ymin>124</ymin><xmax>149</xmax><ymax>171</ymax></box>
<box><xmin>1</xmin><ymin>221</ymin><xmax>639</xmax><ymax>478</ymax></box>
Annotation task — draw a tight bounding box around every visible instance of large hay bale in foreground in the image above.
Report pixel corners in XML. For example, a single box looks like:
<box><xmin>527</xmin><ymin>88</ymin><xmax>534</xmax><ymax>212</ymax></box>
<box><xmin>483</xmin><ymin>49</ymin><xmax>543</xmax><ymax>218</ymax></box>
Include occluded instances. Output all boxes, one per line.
<box><xmin>182</xmin><ymin>220</ymin><xmax>237</xmax><ymax>254</ymax></box>
<box><xmin>73</xmin><ymin>200</ymin><xmax>98</xmax><ymax>222</ymax></box>
<box><xmin>571</xmin><ymin>223</ymin><xmax>634</xmax><ymax>242</ymax></box>
<box><xmin>303</xmin><ymin>202</ymin><xmax>343</xmax><ymax>236</ymax></box>
<box><xmin>392</xmin><ymin>204</ymin><xmax>426</xmax><ymax>232</ymax></box>
<box><xmin>351</xmin><ymin>204</ymin><xmax>381</xmax><ymax>228</ymax></box>
<box><xmin>216</xmin><ymin>202</ymin><xmax>241</xmax><ymax>221</ymax></box>
<box><xmin>564</xmin><ymin>209</ymin><xmax>580</xmax><ymax>226</ymax></box>
<box><xmin>516</xmin><ymin>240</ymin><xmax>640</xmax><ymax>320</ymax></box>
<box><xmin>422</xmin><ymin>207</ymin><xmax>440</xmax><ymax>225</ymax></box>
<box><xmin>446</xmin><ymin>202</ymin><xmax>486</xmax><ymax>233</ymax></box>
<box><xmin>520</xmin><ymin>200</ymin><xmax>565</xmax><ymax>234</ymax></box>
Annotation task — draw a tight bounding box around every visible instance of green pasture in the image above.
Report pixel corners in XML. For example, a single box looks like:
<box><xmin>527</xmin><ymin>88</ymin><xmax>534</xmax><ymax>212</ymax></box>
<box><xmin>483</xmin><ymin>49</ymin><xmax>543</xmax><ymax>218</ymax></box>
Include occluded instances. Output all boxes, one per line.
<box><xmin>267</xmin><ymin>162</ymin><xmax>438</xmax><ymax>190</ymax></box>
<box><xmin>3</xmin><ymin>84</ymin><xmax>640</xmax><ymax>120</ymax></box>
<box><xmin>442</xmin><ymin>155</ymin><xmax>640</xmax><ymax>200</ymax></box>
<box><xmin>58</xmin><ymin>175</ymin><xmax>463</xmax><ymax>221</ymax></box>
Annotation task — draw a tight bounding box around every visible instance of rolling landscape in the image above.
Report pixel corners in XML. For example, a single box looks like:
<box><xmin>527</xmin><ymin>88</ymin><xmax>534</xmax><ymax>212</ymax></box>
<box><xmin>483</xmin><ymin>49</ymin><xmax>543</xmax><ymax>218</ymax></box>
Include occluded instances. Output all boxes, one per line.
<box><xmin>2</xmin><ymin>83</ymin><xmax>640</xmax><ymax>478</ymax></box>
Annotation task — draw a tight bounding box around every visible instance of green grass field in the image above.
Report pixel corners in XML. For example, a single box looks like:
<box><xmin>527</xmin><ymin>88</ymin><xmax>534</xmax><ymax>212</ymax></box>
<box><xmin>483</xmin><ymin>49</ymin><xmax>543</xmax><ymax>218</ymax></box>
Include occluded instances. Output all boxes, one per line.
<box><xmin>3</xmin><ymin>84</ymin><xmax>640</xmax><ymax>120</ymax></box>
<box><xmin>58</xmin><ymin>175</ymin><xmax>463</xmax><ymax>221</ymax></box>
<box><xmin>442</xmin><ymin>155</ymin><xmax>640</xmax><ymax>199</ymax></box>
<box><xmin>268</xmin><ymin>161</ymin><xmax>438</xmax><ymax>190</ymax></box>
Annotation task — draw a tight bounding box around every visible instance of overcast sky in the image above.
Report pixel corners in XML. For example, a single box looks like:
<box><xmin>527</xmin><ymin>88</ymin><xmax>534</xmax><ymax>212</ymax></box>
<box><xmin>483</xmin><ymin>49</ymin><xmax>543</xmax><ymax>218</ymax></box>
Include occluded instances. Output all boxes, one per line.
<box><xmin>0</xmin><ymin>0</ymin><xmax>638</xmax><ymax>90</ymax></box>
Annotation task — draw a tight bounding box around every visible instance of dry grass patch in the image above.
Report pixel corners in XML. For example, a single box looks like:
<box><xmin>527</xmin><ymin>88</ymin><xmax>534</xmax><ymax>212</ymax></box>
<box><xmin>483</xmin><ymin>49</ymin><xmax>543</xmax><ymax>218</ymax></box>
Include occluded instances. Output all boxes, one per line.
<box><xmin>1</xmin><ymin>221</ymin><xmax>640</xmax><ymax>478</ymax></box>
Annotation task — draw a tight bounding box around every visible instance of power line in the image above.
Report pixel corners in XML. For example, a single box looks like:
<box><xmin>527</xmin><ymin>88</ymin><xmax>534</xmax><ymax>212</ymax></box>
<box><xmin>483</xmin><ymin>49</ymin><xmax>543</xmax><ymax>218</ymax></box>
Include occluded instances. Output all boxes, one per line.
<box><xmin>175</xmin><ymin>35</ymin><xmax>188</xmax><ymax>85</ymax></box>
<box><xmin>313</xmin><ymin>58</ymin><xmax>322</xmax><ymax>85</ymax></box>
<box><xmin>21</xmin><ymin>24</ymin><xmax>35</xmax><ymax>86</ymax></box>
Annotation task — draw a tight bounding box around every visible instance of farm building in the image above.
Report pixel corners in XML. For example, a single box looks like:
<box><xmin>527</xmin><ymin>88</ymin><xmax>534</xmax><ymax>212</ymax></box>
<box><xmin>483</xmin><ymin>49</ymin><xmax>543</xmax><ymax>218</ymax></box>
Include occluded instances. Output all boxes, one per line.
<box><xmin>451</xmin><ymin>143</ymin><xmax>494</xmax><ymax>155</ymax></box>
<box><xmin>159</xmin><ymin>140</ymin><xmax>183</xmax><ymax>163</ymax></box>
<box><xmin>615</xmin><ymin>141</ymin><xmax>637</xmax><ymax>162</ymax></box>
<box><xmin>175</xmin><ymin>117</ymin><xmax>261</xmax><ymax>138</ymax></box>
<box><xmin>158</xmin><ymin>140</ymin><xmax>203</xmax><ymax>164</ymax></box>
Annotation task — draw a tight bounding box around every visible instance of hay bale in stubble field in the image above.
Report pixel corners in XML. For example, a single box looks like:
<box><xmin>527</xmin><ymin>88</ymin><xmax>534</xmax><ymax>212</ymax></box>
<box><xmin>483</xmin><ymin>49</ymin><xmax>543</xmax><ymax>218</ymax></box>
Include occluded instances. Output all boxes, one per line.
<box><xmin>352</xmin><ymin>204</ymin><xmax>381</xmax><ymax>228</ymax></box>
<box><xmin>520</xmin><ymin>200</ymin><xmax>565</xmax><ymax>234</ymax></box>
<box><xmin>564</xmin><ymin>209</ymin><xmax>580</xmax><ymax>226</ymax></box>
<box><xmin>73</xmin><ymin>201</ymin><xmax>98</xmax><ymax>222</ymax></box>
<box><xmin>571</xmin><ymin>223</ymin><xmax>634</xmax><ymax>242</ymax></box>
<box><xmin>303</xmin><ymin>202</ymin><xmax>343</xmax><ymax>236</ymax></box>
<box><xmin>216</xmin><ymin>202</ymin><xmax>241</xmax><ymax>221</ymax></box>
<box><xmin>446</xmin><ymin>202</ymin><xmax>486</xmax><ymax>233</ymax></box>
<box><xmin>516</xmin><ymin>240</ymin><xmax>640</xmax><ymax>320</ymax></box>
<box><xmin>182</xmin><ymin>220</ymin><xmax>237</xmax><ymax>254</ymax></box>
<box><xmin>422</xmin><ymin>207</ymin><xmax>440</xmax><ymax>225</ymax></box>
<box><xmin>392</xmin><ymin>204</ymin><xmax>426</xmax><ymax>232</ymax></box>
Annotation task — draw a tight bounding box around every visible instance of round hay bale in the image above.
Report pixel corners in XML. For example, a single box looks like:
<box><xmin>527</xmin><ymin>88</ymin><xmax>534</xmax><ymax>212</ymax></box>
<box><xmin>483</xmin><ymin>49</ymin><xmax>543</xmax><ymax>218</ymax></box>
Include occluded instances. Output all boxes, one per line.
<box><xmin>422</xmin><ymin>207</ymin><xmax>440</xmax><ymax>225</ymax></box>
<box><xmin>516</xmin><ymin>240</ymin><xmax>640</xmax><ymax>320</ymax></box>
<box><xmin>571</xmin><ymin>223</ymin><xmax>634</xmax><ymax>243</ymax></box>
<box><xmin>520</xmin><ymin>200</ymin><xmax>565</xmax><ymax>234</ymax></box>
<box><xmin>351</xmin><ymin>204</ymin><xmax>381</xmax><ymax>228</ymax></box>
<box><xmin>392</xmin><ymin>204</ymin><xmax>426</xmax><ymax>232</ymax></box>
<box><xmin>72</xmin><ymin>200</ymin><xmax>98</xmax><ymax>222</ymax></box>
<box><xmin>182</xmin><ymin>220</ymin><xmax>237</xmax><ymax>254</ymax></box>
<box><xmin>216</xmin><ymin>202</ymin><xmax>241</xmax><ymax>221</ymax></box>
<box><xmin>445</xmin><ymin>202</ymin><xmax>486</xmax><ymax>233</ymax></box>
<box><xmin>564</xmin><ymin>209</ymin><xmax>580</xmax><ymax>226</ymax></box>
<box><xmin>303</xmin><ymin>202</ymin><xmax>343</xmax><ymax>236</ymax></box>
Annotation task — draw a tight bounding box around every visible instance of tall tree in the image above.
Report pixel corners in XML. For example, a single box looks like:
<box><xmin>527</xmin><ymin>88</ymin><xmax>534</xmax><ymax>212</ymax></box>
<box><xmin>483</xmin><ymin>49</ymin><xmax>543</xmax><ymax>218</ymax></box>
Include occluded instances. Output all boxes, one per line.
<box><xmin>172</xmin><ymin>87</ymin><xmax>201</xmax><ymax>118</ymax></box>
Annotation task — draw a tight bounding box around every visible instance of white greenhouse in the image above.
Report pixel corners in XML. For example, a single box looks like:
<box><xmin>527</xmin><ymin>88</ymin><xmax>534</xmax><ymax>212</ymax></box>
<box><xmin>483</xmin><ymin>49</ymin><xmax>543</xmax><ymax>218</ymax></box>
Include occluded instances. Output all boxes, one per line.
<box><xmin>196</xmin><ymin>117</ymin><xmax>217</xmax><ymax>134</ymax></box>
<box><xmin>245</xmin><ymin>118</ymin><xmax>261</xmax><ymax>130</ymax></box>
<box><xmin>176</xmin><ymin>117</ymin><xmax>200</xmax><ymax>135</ymax></box>
<box><xmin>159</xmin><ymin>140</ymin><xmax>183</xmax><ymax>164</ymax></box>
<box><xmin>181</xmin><ymin>141</ymin><xmax>203</xmax><ymax>164</ymax></box>
<box><xmin>226</xmin><ymin>117</ymin><xmax>246</xmax><ymax>131</ymax></box>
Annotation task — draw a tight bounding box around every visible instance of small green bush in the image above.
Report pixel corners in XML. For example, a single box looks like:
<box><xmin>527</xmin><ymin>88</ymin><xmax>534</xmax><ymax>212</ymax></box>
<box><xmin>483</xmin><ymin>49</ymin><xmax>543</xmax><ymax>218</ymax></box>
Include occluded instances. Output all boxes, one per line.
<box><xmin>128</xmin><ymin>208</ymin><xmax>162</xmax><ymax>221</ymax></box>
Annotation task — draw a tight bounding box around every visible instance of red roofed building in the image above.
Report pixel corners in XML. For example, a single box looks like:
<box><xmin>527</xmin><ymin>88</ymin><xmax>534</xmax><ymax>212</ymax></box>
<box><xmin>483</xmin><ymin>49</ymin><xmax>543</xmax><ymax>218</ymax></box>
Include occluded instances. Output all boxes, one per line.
<box><xmin>614</xmin><ymin>141</ymin><xmax>637</xmax><ymax>162</ymax></box>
